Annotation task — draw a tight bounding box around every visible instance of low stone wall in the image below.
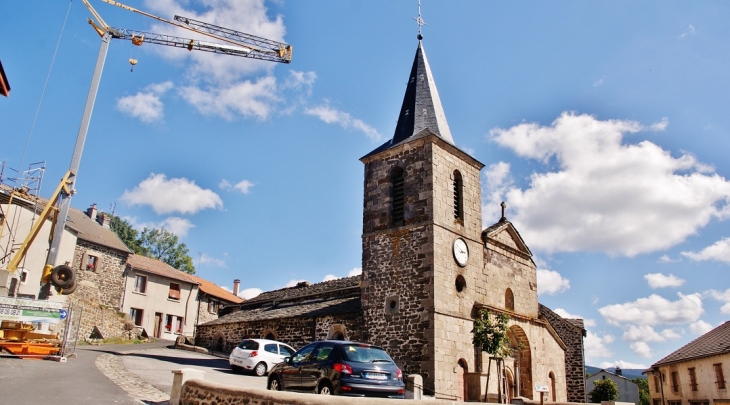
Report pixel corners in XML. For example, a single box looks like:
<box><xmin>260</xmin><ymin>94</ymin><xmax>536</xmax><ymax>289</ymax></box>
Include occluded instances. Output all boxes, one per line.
<box><xmin>179</xmin><ymin>378</ymin><xmax>460</xmax><ymax>405</ymax></box>
<box><xmin>512</xmin><ymin>396</ymin><xmax>588</xmax><ymax>405</ymax></box>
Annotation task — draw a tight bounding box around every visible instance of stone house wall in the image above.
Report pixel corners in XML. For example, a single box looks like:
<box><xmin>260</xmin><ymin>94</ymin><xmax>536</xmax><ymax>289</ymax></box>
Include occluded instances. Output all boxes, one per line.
<box><xmin>196</xmin><ymin>297</ymin><xmax>218</xmax><ymax>327</ymax></box>
<box><xmin>195</xmin><ymin>312</ymin><xmax>364</xmax><ymax>354</ymax></box>
<box><xmin>70</xmin><ymin>239</ymin><xmax>128</xmax><ymax>309</ymax></box>
<box><xmin>540</xmin><ymin>304</ymin><xmax>587</xmax><ymax>402</ymax></box>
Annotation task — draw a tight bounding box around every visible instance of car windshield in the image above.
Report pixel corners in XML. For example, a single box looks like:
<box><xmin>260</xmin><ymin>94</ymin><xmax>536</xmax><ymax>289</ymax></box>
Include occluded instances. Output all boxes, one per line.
<box><xmin>238</xmin><ymin>340</ymin><xmax>259</xmax><ymax>350</ymax></box>
<box><xmin>339</xmin><ymin>344</ymin><xmax>393</xmax><ymax>363</ymax></box>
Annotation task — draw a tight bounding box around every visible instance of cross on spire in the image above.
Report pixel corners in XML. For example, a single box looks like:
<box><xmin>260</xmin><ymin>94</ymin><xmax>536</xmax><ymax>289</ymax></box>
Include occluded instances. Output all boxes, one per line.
<box><xmin>500</xmin><ymin>201</ymin><xmax>507</xmax><ymax>221</ymax></box>
<box><xmin>413</xmin><ymin>0</ymin><xmax>427</xmax><ymax>40</ymax></box>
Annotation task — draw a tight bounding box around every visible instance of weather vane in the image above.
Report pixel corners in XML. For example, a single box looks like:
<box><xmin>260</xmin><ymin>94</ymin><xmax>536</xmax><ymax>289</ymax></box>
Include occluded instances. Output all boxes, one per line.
<box><xmin>413</xmin><ymin>0</ymin><xmax>427</xmax><ymax>40</ymax></box>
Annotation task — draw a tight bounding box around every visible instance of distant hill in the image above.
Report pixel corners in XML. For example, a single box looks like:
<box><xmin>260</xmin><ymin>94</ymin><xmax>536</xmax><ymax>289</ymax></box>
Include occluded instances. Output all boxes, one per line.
<box><xmin>586</xmin><ymin>366</ymin><xmax>646</xmax><ymax>380</ymax></box>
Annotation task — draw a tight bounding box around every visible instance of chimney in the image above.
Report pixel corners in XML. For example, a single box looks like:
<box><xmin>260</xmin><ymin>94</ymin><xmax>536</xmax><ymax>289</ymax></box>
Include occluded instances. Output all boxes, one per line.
<box><xmin>86</xmin><ymin>204</ymin><xmax>98</xmax><ymax>221</ymax></box>
<box><xmin>233</xmin><ymin>279</ymin><xmax>240</xmax><ymax>297</ymax></box>
<box><xmin>97</xmin><ymin>213</ymin><xmax>111</xmax><ymax>228</ymax></box>
<box><xmin>615</xmin><ymin>366</ymin><xmax>622</xmax><ymax>376</ymax></box>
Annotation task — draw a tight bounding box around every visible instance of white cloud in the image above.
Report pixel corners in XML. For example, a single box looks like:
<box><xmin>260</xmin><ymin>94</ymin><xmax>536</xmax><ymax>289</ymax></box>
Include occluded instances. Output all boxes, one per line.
<box><xmin>682</xmin><ymin>238</ymin><xmax>730</xmax><ymax>263</ymax></box>
<box><xmin>553</xmin><ymin>308</ymin><xmax>596</xmax><ymax>327</ymax></box>
<box><xmin>220</xmin><ymin>179</ymin><xmax>255</xmax><ymax>194</ymax></box>
<box><xmin>584</xmin><ymin>331</ymin><xmax>614</xmax><ymax>362</ymax></box>
<box><xmin>645</xmin><ymin>273</ymin><xmax>685</xmax><ymax>289</ymax></box>
<box><xmin>487</xmin><ymin>112</ymin><xmax>730</xmax><ymax>257</ymax></box>
<box><xmin>282</xmin><ymin>70</ymin><xmax>317</xmax><ymax>94</ymax></box>
<box><xmin>121</xmin><ymin>173</ymin><xmax>223</xmax><ymax>215</ymax></box>
<box><xmin>631</xmin><ymin>341</ymin><xmax>653</xmax><ymax>358</ymax></box>
<box><xmin>690</xmin><ymin>320</ymin><xmax>714</xmax><ymax>335</ymax></box>
<box><xmin>116</xmin><ymin>81</ymin><xmax>174</xmax><ymax>123</ymax></box>
<box><xmin>679</xmin><ymin>24</ymin><xmax>696</xmax><ymax>39</ymax></box>
<box><xmin>593</xmin><ymin>78</ymin><xmax>604</xmax><ymax>87</ymax></box>
<box><xmin>622</xmin><ymin>325</ymin><xmax>680</xmax><ymax>343</ymax></box>
<box><xmin>599</xmin><ymin>293</ymin><xmax>703</xmax><ymax>326</ymax></box>
<box><xmin>239</xmin><ymin>288</ymin><xmax>262</xmax><ymax>300</ymax></box>
<box><xmin>200</xmin><ymin>253</ymin><xmax>227</xmax><ymax>268</ymax></box>
<box><xmin>348</xmin><ymin>267</ymin><xmax>362</xmax><ymax>277</ymax></box>
<box><xmin>482</xmin><ymin>162</ymin><xmax>513</xmax><ymax>224</ymax></box>
<box><xmin>305</xmin><ymin>103</ymin><xmax>381</xmax><ymax>141</ymax></box>
<box><xmin>709</xmin><ymin>289</ymin><xmax>730</xmax><ymax>314</ymax></box>
<box><xmin>322</xmin><ymin>274</ymin><xmax>338</xmax><ymax>282</ymax></box>
<box><xmin>599</xmin><ymin>360</ymin><xmax>649</xmax><ymax>370</ymax></box>
<box><xmin>537</xmin><ymin>269</ymin><xmax>570</xmax><ymax>296</ymax></box>
<box><xmin>658</xmin><ymin>255</ymin><xmax>681</xmax><ymax>263</ymax></box>
<box><xmin>180</xmin><ymin>76</ymin><xmax>279</xmax><ymax>120</ymax></box>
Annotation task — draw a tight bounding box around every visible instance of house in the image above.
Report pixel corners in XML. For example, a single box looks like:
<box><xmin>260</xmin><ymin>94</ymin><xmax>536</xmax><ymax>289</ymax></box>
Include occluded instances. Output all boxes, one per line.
<box><xmin>587</xmin><ymin>368</ymin><xmax>640</xmax><ymax>404</ymax></box>
<box><xmin>189</xmin><ymin>276</ymin><xmax>243</xmax><ymax>329</ymax></box>
<box><xmin>121</xmin><ymin>254</ymin><xmax>200</xmax><ymax>340</ymax></box>
<box><xmin>647</xmin><ymin>321</ymin><xmax>730</xmax><ymax>405</ymax></box>
<box><xmin>196</xmin><ymin>38</ymin><xmax>586</xmax><ymax>402</ymax></box>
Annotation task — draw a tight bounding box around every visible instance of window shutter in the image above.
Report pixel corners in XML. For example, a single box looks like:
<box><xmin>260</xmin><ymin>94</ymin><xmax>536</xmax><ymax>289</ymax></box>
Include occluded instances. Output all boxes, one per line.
<box><xmin>169</xmin><ymin>283</ymin><xmax>181</xmax><ymax>300</ymax></box>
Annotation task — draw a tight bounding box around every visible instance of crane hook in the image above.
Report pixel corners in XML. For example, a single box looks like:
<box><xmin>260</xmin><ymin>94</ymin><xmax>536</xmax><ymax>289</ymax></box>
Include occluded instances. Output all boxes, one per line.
<box><xmin>129</xmin><ymin>58</ymin><xmax>138</xmax><ymax>72</ymax></box>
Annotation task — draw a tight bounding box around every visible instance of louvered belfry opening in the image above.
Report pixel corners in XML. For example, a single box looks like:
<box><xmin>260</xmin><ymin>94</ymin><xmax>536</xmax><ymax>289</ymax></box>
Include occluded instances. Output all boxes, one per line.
<box><xmin>453</xmin><ymin>170</ymin><xmax>463</xmax><ymax>221</ymax></box>
<box><xmin>392</xmin><ymin>167</ymin><xmax>405</xmax><ymax>226</ymax></box>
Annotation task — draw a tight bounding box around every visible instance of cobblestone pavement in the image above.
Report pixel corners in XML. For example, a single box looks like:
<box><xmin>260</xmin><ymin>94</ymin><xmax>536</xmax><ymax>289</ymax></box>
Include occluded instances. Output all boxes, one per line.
<box><xmin>96</xmin><ymin>351</ymin><xmax>170</xmax><ymax>404</ymax></box>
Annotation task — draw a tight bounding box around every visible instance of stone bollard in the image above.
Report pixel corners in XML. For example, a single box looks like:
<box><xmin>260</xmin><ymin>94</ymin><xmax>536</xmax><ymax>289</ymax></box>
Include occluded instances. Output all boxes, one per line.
<box><xmin>405</xmin><ymin>374</ymin><xmax>423</xmax><ymax>400</ymax></box>
<box><xmin>170</xmin><ymin>368</ymin><xmax>206</xmax><ymax>405</ymax></box>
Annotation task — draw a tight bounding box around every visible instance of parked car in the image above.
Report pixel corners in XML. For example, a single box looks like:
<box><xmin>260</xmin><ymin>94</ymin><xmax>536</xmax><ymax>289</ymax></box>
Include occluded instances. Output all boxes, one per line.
<box><xmin>229</xmin><ymin>338</ymin><xmax>296</xmax><ymax>376</ymax></box>
<box><xmin>266</xmin><ymin>340</ymin><xmax>405</xmax><ymax>398</ymax></box>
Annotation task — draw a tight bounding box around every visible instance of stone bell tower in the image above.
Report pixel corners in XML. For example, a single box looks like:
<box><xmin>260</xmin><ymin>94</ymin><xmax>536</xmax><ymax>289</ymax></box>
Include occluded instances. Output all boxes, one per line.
<box><xmin>360</xmin><ymin>38</ymin><xmax>485</xmax><ymax>397</ymax></box>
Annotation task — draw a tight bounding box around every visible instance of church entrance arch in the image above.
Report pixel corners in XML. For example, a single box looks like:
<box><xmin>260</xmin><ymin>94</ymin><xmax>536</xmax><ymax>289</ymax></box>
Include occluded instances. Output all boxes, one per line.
<box><xmin>508</xmin><ymin>325</ymin><xmax>532</xmax><ymax>399</ymax></box>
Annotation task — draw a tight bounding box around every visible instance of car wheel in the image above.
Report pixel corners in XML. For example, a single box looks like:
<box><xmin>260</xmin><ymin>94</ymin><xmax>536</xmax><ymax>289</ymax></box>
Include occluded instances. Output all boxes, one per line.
<box><xmin>268</xmin><ymin>377</ymin><xmax>281</xmax><ymax>391</ymax></box>
<box><xmin>318</xmin><ymin>381</ymin><xmax>333</xmax><ymax>395</ymax></box>
<box><xmin>254</xmin><ymin>362</ymin><xmax>267</xmax><ymax>376</ymax></box>
<box><xmin>230</xmin><ymin>364</ymin><xmax>243</xmax><ymax>373</ymax></box>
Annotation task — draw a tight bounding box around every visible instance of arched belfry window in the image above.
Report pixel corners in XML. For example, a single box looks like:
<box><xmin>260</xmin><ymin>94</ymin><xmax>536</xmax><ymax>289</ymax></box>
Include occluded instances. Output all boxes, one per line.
<box><xmin>505</xmin><ymin>288</ymin><xmax>515</xmax><ymax>311</ymax></box>
<box><xmin>453</xmin><ymin>170</ymin><xmax>463</xmax><ymax>221</ymax></box>
<box><xmin>392</xmin><ymin>167</ymin><xmax>405</xmax><ymax>226</ymax></box>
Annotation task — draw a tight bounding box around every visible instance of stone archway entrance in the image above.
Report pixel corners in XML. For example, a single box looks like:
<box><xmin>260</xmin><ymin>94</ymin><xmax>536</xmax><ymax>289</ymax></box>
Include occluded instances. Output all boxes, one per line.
<box><xmin>508</xmin><ymin>325</ymin><xmax>532</xmax><ymax>399</ymax></box>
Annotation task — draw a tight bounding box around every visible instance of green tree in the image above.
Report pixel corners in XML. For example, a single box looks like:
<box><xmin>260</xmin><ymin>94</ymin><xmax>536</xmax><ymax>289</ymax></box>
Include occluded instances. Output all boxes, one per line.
<box><xmin>107</xmin><ymin>213</ymin><xmax>144</xmax><ymax>254</ymax></box>
<box><xmin>589</xmin><ymin>379</ymin><xmax>619</xmax><ymax>403</ymax></box>
<box><xmin>138</xmin><ymin>228</ymin><xmax>196</xmax><ymax>274</ymax></box>
<box><xmin>632</xmin><ymin>377</ymin><xmax>650</xmax><ymax>405</ymax></box>
<box><xmin>472</xmin><ymin>309</ymin><xmax>512</xmax><ymax>403</ymax></box>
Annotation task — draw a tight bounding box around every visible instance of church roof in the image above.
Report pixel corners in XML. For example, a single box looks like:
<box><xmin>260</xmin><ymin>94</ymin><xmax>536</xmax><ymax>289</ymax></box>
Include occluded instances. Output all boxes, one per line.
<box><xmin>483</xmin><ymin>217</ymin><xmax>533</xmax><ymax>259</ymax></box>
<box><xmin>363</xmin><ymin>41</ymin><xmax>455</xmax><ymax>158</ymax></box>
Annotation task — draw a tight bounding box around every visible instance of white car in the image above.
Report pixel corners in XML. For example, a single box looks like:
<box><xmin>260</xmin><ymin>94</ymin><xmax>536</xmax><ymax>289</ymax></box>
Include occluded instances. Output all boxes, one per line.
<box><xmin>229</xmin><ymin>338</ymin><xmax>296</xmax><ymax>376</ymax></box>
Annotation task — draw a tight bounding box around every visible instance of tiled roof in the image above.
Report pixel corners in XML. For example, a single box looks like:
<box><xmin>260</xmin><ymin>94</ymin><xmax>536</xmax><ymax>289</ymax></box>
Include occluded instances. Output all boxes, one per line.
<box><xmin>241</xmin><ymin>276</ymin><xmax>360</xmax><ymax>307</ymax></box>
<box><xmin>203</xmin><ymin>295</ymin><xmax>361</xmax><ymax>326</ymax></box>
<box><xmin>189</xmin><ymin>274</ymin><xmax>243</xmax><ymax>304</ymax></box>
<box><xmin>126</xmin><ymin>254</ymin><xmax>198</xmax><ymax>284</ymax></box>
<box><xmin>652</xmin><ymin>321</ymin><xmax>730</xmax><ymax>367</ymax></box>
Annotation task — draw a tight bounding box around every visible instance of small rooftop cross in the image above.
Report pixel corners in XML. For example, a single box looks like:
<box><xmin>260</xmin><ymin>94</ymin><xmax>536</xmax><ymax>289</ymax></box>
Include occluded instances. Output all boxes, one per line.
<box><xmin>413</xmin><ymin>0</ymin><xmax>427</xmax><ymax>40</ymax></box>
<box><xmin>500</xmin><ymin>201</ymin><xmax>506</xmax><ymax>221</ymax></box>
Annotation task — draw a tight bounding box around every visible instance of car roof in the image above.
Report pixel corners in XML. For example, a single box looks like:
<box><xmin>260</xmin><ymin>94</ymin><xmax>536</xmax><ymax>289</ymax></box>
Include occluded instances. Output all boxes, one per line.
<box><xmin>241</xmin><ymin>338</ymin><xmax>292</xmax><ymax>346</ymax></box>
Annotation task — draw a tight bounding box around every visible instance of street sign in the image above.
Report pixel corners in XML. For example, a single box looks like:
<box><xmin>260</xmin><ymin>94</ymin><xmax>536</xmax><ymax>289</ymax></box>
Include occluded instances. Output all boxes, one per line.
<box><xmin>535</xmin><ymin>385</ymin><xmax>550</xmax><ymax>393</ymax></box>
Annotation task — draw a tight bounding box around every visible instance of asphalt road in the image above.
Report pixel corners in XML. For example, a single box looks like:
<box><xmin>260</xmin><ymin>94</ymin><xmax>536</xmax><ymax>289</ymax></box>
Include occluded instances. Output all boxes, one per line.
<box><xmin>0</xmin><ymin>341</ymin><xmax>267</xmax><ymax>404</ymax></box>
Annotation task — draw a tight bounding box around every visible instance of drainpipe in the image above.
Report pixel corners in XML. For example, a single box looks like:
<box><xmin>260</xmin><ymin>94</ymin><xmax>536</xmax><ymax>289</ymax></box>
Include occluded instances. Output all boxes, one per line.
<box><xmin>654</xmin><ymin>367</ymin><xmax>666</xmax><ymax>405</ymax></box>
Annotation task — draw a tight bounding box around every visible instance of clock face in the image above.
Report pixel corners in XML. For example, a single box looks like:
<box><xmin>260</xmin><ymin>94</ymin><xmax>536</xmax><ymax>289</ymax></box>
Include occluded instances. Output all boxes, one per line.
<box><xmin>453</xmin><ymin>238</ymin><xmax>469</xmax><ymax>267</ymax></box>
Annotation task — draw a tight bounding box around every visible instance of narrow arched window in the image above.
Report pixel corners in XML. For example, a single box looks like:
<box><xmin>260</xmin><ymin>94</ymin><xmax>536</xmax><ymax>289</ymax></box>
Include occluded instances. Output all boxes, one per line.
<box><xmin>392</xmin><ymin>167</ymin><xmax>405</xmax><ymax>226</ymax></box>
<box><xmin>453</xmin><ymin>170</ymin><xmax>463</xmax><ymax>221</ymax></box>
<box><xmin>505</xmin><ymin>288</ymin><xmax>514</xmax><ymax>311</ymax></box>
<box><xmin>549</xmin><ymin>371</ymin><xmax>556</xmax><ymax>401</ymax></box>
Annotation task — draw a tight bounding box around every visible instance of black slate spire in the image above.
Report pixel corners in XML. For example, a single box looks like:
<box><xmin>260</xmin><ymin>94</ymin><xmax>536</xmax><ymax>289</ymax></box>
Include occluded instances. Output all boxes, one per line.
<box><xmin>392</xmin><ymin>41</ymin><xmax>454</xmax><ymax>146</ymax></box>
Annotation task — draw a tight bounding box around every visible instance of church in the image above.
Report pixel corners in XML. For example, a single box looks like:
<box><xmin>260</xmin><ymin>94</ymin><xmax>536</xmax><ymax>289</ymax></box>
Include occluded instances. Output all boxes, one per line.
<box><xmin>196</xmin><ymin>38</ymin><xmax>586</xmax><ymax>402</ymax></box>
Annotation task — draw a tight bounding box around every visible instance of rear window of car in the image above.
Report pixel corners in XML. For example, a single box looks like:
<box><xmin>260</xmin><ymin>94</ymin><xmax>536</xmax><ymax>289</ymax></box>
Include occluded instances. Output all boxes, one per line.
<box><xmin>238</xmin><ymin>340</ymin><xmax>259</xmax><ymax>350</ymax></box>
<box><xmin>339</xmin><ymin>344</ymin><xmax>393</xmax><ymax>363</ymax></box>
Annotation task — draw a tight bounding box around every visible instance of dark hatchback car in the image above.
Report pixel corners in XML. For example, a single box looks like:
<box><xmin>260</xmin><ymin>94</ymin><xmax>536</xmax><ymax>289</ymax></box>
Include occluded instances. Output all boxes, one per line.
<box><xmin>266</xmin><ymin>340</ymin><xmax>405</xmax><ymax>398</ymax></box>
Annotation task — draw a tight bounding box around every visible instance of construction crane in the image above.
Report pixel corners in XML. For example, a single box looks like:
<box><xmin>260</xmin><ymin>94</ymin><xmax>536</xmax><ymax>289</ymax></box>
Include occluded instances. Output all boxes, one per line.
<box><xmin>28</xmin><ymin>0</ymin><xmax>292</xmax><ymax>299</ymax></box>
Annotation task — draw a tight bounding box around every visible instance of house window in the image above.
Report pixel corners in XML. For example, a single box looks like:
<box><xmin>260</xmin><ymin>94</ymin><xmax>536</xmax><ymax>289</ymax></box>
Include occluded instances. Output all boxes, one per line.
<box><xmin>176</xmin><ymin>317</ymin><xmax>183</xmax><ymax>334</ymax></box>
<box><xmin>85</xmin><ymin>254</ymin><xmax>98</xmax><ymax>272</ymax></box>
<box><xmin>653</xmin><ymin>400</ymin><xmax>662</xmax><ymax>405</ymax></box>
<box><xmin>671</xmin><ymin>371</ymin><xmax>679</xmax><ymax>392</ymax></box>
<box><xmin>668</xmin><ymin>401</ymin><xmax>681</xmax><ymax>405</ymax></box>
<box><xmin>208</xmin><ymin>300</ymin><xmax>219</xmax><ymax>314</ymax></box>
<box><xmin>715</xmin><ymin>363</ymin><xmax>726</xmax><ymax>389</ymax></box>
<box><xmin>505</xmin><ymin>288</ymin><xmax>515</xmax><ymax>311</ymax></box>
<box><xmin>391</xmin><ymin>167</ymin><xmax>405</xmax><ymax>226</ymax></box>
<box><xmin>133</xmin><ymin>275</ymin><xmax>147</xmax><ymax>294</ymax></box>
<box><xmin>688</xmin><ymin>368</ymin><xmax>698</xmax><ymax>391</ymax></box>
<box><xmin>654</xmin><ymin>375</ymin><xmax>660</xmax><ymax>393</ymax></box>
<box><xmin>165</xmin><ymin>314</ymin><xmax>173</xmax><ymax>332</ymax></box>
<box><xmin>130</xmin><ymin>308</ymin><xmax>143</xmax><ymax>326</ymax></box>
<box><xmin>19</xmin><ymin>270</ymin><xmax>28</xmax><ymax>284</ymax></box>
<box><xmin>168</xmin><ymin>283</ymin><xmax>180</xmax><ymax>300</ymax></box>
<box><xmin>453</xmin><ymin>170</ymin><xmax>463</xmax><ymax>221</ymax></box>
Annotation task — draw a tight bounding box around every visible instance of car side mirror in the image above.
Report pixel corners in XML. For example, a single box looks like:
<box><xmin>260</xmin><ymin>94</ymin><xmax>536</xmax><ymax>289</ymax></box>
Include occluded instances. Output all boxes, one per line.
<box><xmin>284</xmin><ymin>356</ymin><xmax>292</xmax><ymax>364</ymax></box>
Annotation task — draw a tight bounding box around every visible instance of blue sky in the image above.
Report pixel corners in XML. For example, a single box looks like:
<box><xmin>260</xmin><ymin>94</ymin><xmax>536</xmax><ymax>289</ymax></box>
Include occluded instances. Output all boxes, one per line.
<box><xmin>2</xmin><ymin>0</ymin><xmax>730</xmax><ymax>370</ymax></box>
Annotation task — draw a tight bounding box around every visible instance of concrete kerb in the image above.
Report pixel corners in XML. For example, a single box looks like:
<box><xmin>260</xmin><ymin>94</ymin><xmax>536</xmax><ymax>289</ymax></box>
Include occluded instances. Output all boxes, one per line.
<box><xmin>179</xmin><ymin>378</ymin><xmax>461</xmax><ymax>405</ymax></box>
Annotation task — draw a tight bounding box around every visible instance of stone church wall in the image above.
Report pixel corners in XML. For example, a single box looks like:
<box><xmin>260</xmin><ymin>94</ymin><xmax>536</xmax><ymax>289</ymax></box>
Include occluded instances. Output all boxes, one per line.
<box><xmin>482</xmin><ymin>242</ymin><xmax>539</xmax><ymax>318</ymax></box>
<box><xmin>539</xmin><ymin>304</ymin><xmax>586</xmax><ymax>402</ymax></box>
<box><xmin>361</xmin><ymin>140</ymin><xmax>437</xmax><ymax>391</ymax></box>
